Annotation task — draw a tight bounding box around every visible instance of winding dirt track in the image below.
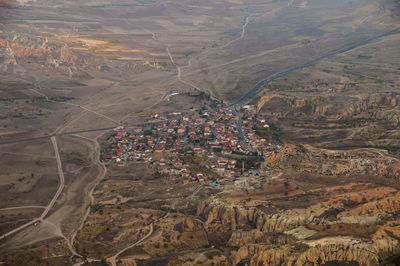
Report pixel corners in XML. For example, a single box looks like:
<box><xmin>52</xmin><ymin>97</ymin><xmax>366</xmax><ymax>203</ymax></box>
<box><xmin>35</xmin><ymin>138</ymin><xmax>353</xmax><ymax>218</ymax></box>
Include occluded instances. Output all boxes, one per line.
<box><xmin>0</xmin><ymin>206</ymin><xmax>45</xmax><ymax>211</ymax></box>
<box><xmin>30</xmin><ymin>86</ymin><xmax>122</xmax><ymax>126</ymax></box>
<box><xmin>68</xmin><ymin>132</ymin><xmax>108</xmax><ymax>250</ymax></box>
<box><xmin>107</xmin><ymin>223</ymin><xmax>154</xmax><ymax>266</ymax></box>
<box><xmin>0</xmin><ymin>136</ymin><xmax>64</xmax><ymax>241</ymax></box>
<box><xmin>44</xmin><ymin>137</ymin><xmax>65</xmax><ymax>218</ymax></box>
<box><xmin>176</xmin><ymin>15</ymin><xmax>251</xmax><ymax>98</ymax></box>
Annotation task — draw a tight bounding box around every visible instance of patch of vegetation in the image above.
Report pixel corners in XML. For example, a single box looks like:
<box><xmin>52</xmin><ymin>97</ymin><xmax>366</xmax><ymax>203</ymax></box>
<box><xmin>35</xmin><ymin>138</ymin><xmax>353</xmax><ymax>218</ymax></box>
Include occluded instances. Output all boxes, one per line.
<box><xmin>34</xmin><ymin>161</ymin><xmax>48</xmax><ymax>166</ymax></box>
<box><xmin>223</xmin><ymin>28</ymin><xmax>240</xmax><ymax>37</ymax></box>
<box><xmin>0</xmin><ymin>98</ymin><xmax>12</xmax><ymax>102</ymax></box>
<box><xmin>384</xmin><ymin>255</ymin><xmax>400</xmax><ymax>265</ymax></box>
<box><xmin>184</xmin><ymin>155</ymin><xmax>221</xmax><ymax>181</ymax></box>
<box><xmin>235</xmin><ymin>155</ymin><xmax>264</xmax><ymax>170</ymax></box>
<box><xmin>0</xmin><ymin>83</ymin><xmax>34</xmax><ymax>91</ymax></box>
<box><xmin>267</xmin><ymin>82</ymin><xmax>294</xmax><ymax>91</ymax></box>
<box><xmin>49</xmin><ymin>96</ymin><xmax>75</xmax><ymax>102</ymax></box>
<box><xmin>356</xmin><ymin>54</ymin><xmax>372</xmax><ymax>59</ymax></box>
<box><xmin>317</xmin><ymin>208</ymin><xmax>343</xmax><ymax>220</ymax></box>
<box><xmin>255</xmin><ymin>127</ymin><xmax>270</xmax><ymax>138</ymax></box>
<box><xmin>66</xmin><ymin>151</ymin><xmax>86</xmax><ymax>165</ymax></box>
<box><xmin>67</xmin><ymin>80</ymin><xmax>87</xmax><ymax>87</ymax></box>
<box><xmin>183</xmin><ymin>51</ymin><xmax>198</xmax><ymax>57</ymax></box>
<box><xmin>269</xmin><ymin>122</ymin><xmax>282</xmax><ymax>141</ymax></box>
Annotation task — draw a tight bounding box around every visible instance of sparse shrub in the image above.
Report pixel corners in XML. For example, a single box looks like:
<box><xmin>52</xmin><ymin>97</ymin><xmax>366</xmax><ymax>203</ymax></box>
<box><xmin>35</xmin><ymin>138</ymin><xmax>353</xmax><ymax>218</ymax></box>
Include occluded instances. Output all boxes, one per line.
<box><xmin>284</xmin><ymin>181</ymin><xmax>289</xmax><ymax>188</ymax></box>
<box><xmin>206</xmin><ymin>254</ymin><xmax>214</xmax><ymax>260</ymax></box>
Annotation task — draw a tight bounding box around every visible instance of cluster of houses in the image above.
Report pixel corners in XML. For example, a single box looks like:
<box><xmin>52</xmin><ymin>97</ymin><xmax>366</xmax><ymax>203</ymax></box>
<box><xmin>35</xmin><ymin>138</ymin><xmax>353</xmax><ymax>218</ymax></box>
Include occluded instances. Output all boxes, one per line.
<box><xmin>102</xmin><ymin>127</ymin><xmax>156</xmax><ymax>166</ymax></box>
<box><xmin>101</xmin><ymin>102</ymin><xmax>281</xmax><ymax>182</ymax></box>
<box><xmin>242</xmin><ymin>116</ymin><xmax>279</xmax><ymax>153</ymax></box>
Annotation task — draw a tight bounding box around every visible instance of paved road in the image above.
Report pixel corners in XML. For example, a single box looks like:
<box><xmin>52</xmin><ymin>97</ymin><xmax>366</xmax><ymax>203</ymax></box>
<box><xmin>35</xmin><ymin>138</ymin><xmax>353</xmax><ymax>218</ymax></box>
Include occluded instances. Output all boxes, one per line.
<box><xmin>228</xmin><ymin>27</ymin><xmax>400</xmax><ymax>107</ymax></box>
<box><xmin>123</xmin><ymin>140</ymin><xmax>133</xmax><ymax>166</ymax></box>
<box><xmin>183</xmin><ymin>125</ymin><xmax>189</xmax><ymax>151</ymax></box>
<box><xmin>233</xmin><ymin>107</ymin><xmax>255</xmax><ymax>152</ymax></box>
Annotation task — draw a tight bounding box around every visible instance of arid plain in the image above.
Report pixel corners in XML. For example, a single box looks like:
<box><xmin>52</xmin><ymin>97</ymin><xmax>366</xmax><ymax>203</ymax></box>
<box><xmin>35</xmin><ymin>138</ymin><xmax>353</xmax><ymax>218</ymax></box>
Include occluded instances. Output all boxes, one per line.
<box><xmin>0</xmin><ymin>0</ymin><xmax>400</xmax><ymax>265</ymax></box>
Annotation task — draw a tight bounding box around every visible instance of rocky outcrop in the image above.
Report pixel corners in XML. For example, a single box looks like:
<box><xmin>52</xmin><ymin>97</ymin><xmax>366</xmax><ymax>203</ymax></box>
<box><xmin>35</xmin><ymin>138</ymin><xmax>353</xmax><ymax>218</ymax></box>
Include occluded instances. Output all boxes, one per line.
<box><xmin>235</xmin><ymin>245</ymin><xmax>288</xmax><ymax>265</ymax></box>
<box><xmin>234</xmin><ymin>232</ymin><xmax>400</xmax><ymax>266</ymax></box>
<box><xmin>0</xmin><ymin>33</ymin><xmax>90</xmax><ymax>77</ymax></box>
<box><xmin>0</xmin><ymin>32</ymin><xmax>170</xmax><ymax>80</ymax></box>
<box><xmin>0</xmin><ymin>36</ymin><xmax>48</xmax><ymax>58</ymax></box>
<box><xmin>266</xmin><ymin>144</ymin><xmax>400</xmax><ymax>179</ymax></box>
<box><xmin>339</xmin><ymin>193</ymin><xmax>400</xmax><ymax>218</ymax></box>
<box><xmin>228</xmin><ymin>230</ymin><xmax>295</xmax><ymax>247</ymax></box>
<box><xmin>198</xmin><ymin>180</ymin><xmax>400</xmax><ymax>265</ymax></box>
<box><xmin>235</xmin><ymin>240</ymin><xmax>380</xmax><ymax>266</ymax></box>
<box><xmin>373</xmin><ymin>224</ymin><xmax>400</xmax><ymax>256</ymax></box>
<box><xmin>0</xmin><ymin>46</ymin><xmax>17</xmax><ymax>72</ymax></box>
<box><xmin>258</xmin><ymin>93</ymin><xmax>400</xmax><ymax>124</ymax></box>
<box><xmin>297</xmin><ymin>240</ymin><xmax>379</xmax><ymax>266</ymax></box>
<box><xmin>197</xmin><ymin>199</ymin><xmax>306</xmax><ymax>234</ymax></box>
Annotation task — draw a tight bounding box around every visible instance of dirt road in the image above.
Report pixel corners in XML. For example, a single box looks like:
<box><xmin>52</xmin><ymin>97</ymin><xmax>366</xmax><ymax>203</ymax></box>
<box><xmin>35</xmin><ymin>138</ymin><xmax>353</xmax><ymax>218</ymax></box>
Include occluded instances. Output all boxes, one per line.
<box><xmin>0</xmin><ymin>136</ymin><xmax>65</xmax><ymax>241</ymax></box>
<box><xmin>30</xmin><ymin>87</ymin><xmax>122</xmax><ymax>126</ymax></box>
<box><xmin>107</xmin><ymin>223</ymin><xmax>154</xmax><ymax>266</ymax></box>
<box><xmin>0</xmin><ymin>206</ymin><xmax>45</xmax><ymax>211</ymax></box>
<box><xmin>67</xmin><ymin>132</ymin><xmax>109</xmax><ymax>256</ymax></box>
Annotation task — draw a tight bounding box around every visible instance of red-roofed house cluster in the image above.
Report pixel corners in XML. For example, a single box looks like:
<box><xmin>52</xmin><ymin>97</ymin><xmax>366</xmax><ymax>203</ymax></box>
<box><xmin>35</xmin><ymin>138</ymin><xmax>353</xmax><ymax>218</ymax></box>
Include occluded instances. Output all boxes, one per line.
<box><xmin>101</xmin><ymin>99</ymin><xmax>281</xmax><ymax>183</ymax></box>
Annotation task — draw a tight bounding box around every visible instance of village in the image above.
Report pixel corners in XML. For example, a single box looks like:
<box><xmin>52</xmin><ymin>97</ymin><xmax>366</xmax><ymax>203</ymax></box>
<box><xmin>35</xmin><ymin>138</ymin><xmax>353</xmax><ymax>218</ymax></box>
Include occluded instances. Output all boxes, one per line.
<box><xmin>100</xmin><ymin>91</ymin><xmax>282</xmax><ymax>185</ymax></box>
